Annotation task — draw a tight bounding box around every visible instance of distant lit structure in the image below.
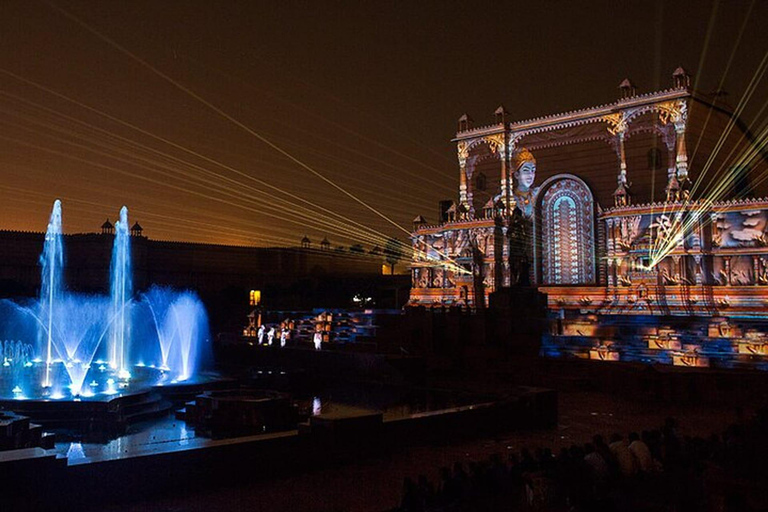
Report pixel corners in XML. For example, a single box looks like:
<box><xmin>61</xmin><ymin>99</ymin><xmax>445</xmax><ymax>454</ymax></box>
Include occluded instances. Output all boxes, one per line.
<box><xmin>410</xmin><ymin>68</ymin><xmax>768</xmax><ymax>368</ymax></box>
<box><xmin>0</xmin><ymin>226</ymin><xmax>385</xmax><ymax>315</ymax></box>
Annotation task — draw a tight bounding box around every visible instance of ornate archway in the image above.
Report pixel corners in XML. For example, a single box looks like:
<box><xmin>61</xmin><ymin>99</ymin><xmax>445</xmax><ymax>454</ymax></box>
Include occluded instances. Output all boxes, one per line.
<box><xmin>539</xmin><ymin>176</ymin><xmax>596</xmax><ymax>284</ymax></box>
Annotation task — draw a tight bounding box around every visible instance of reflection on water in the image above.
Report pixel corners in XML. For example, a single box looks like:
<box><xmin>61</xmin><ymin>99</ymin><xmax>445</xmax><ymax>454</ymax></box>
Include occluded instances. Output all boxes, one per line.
<box><xmin>297</xmin><ymin>384</ymin><xmax>491</xmax><ymax>420</ymax></box>
<box><xmin>66</xmin><ymin>442</ymin><xmax>85</xmax><ymax>461</ymax></box>
<box><xmin>56</xmin><ymin>417</ymin><xmax>199</xmax><ymax>463</ymax></box>
<box><xmin>55</xmin><ymin>385</ymin><xmax>491</xmax><ymax>463</ymax></box>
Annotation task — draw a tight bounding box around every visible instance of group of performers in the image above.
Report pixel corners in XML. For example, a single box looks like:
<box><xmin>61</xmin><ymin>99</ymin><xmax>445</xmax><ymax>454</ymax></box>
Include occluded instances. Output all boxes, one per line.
<box><xmin>256</xmin><ymin>323</ymin><xmax>291</xmax><ymax>348</ymax></box>
<box><xmin>254</xmin><ymin>320</ymin><xmax>326</xmax><ymax>351</ymax></box>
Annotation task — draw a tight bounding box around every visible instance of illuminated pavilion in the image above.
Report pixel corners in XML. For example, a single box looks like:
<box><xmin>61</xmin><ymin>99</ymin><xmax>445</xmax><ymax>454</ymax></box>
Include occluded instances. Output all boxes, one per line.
<box><xmin>409</xmin><ymin>68</ymin><xmax>768</xmax><ymax>367</ymax></box>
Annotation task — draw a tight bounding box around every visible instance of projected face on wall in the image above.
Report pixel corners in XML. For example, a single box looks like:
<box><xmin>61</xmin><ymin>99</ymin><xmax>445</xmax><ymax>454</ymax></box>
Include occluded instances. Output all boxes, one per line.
<box><xmin>515</xmin><ymin>162</ymin><xmax>536</xmax><ymax>191</ymax></box>
<box><xmin>512</xmin><ymin>149</ymin><xmax>538</xmax><ymax>219</ymax></box>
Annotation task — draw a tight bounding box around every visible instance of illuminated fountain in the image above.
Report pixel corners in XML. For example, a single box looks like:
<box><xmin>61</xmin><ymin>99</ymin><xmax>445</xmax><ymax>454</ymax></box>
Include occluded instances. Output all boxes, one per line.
<box><xmin>110</xmin><ymin>206</ymin><xmax>132</xmax><ymax>380</ymax></box>
<box><xmin>0</xmin><ymin>201</ymin><xmax>209</xmax><ymax>401</ymax></box>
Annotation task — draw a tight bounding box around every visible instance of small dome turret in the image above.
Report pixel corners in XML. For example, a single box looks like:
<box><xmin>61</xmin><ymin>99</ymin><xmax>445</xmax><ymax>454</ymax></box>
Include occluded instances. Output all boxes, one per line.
<box><xmin>457</xmin><ymin>113</ymin><xmax>473</xmax><ymax>132</ymax></box>
<box><xmin>494</xmin><ymin>105</ymin><xmax>509</xmax><ymax>125</ymax></box>
<box><xmin>101</xmin><ymin>218</ymin><xmax>114</xmax><ymax>235</ymax></box>
<box><xmin>672</xmin><ymin>66</ymin><xmax>691</xmax><ymax>89</ymax></box>
<box><xmin>130</xmin><ymin>221</ymin><xmax>143</xmax><ymax>237</ymax></box>
<box><xmin>618</xmin><ymin>78</ymin><xmax>637</xmax><ymax>99</ymax></box>
<box><xmin>412</xmin><ymin>215</ymin><xmax>427</xmax><ymax>231</ymax></box>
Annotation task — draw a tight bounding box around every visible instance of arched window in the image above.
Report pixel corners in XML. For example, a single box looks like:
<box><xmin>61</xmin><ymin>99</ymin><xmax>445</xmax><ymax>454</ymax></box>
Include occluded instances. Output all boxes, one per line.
<box><xmin>540</xmin><ymin>177</ymin><xmax>595</xmax><ymax>284</ymax></box>
<box><xmin>647</xmin><ymin>147</ymin><xmax>663</xmax><ymax>170</ymax></box>
<box><xmin>475</xmin><ymin>172</ymin><xmax>487</xmax><ymax>192</ymax></box>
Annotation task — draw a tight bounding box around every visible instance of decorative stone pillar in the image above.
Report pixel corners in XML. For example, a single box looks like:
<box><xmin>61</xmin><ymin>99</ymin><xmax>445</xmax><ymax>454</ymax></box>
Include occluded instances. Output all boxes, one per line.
<box><xmin>619</xmin><ymin>131</ymin><xmax>628</xmax><ymax>184</ymax></box>
<box><xmin>675</xmin><ymin>212</ymin><xmax>685</xmax><ymax>248</ymax></box>
<box><xmin>694</xmin><ymin>255</ymin><xmax>703</xmax><ymax>285</ymax></box>
<box><xmin>504</xmin><ymin>135</ymin><xmax>521</xmax><ymax>215</ymax></box>
<box><xmin>617</xmin><ymin>129</ymin><xmax>627</xmax><ymax>177</ymax></box>
<box><xmin>498</xmin><ymin>141</ymin><xmax>509</xmax><ymax>214</ymax></box>
<box><xmin>753</xmin><ymin>255</ymin><xmax>760</xmax><ymax>286</ymax></box>
<box><xmin>613</xmin><ymin>131</ymin><xmax>631</xmax><ymax>206</ymax></box>
<box><xmin>606</xmin><ymin>218</ymin><xmax>615</xmax><ymax>255</ymax></box>
<box><xmin>710</xmin><ymin>212</ymin><xmax>722</xmax><ymax>247</ymax></box>
<box><xmin>501</xmin><ymin>226</ymin><xmax>511</xmax><ymax>286</ymax></box>
<box><xmin>607</xmin><ymin>258</ymin><xmax>615</xmax><ymax>287</ymax></box>
<box><xmin>691</xmin><ymin>214</ymin><xmax>702</xmax><ymax>248</ymax></box>
<box><xmin>458</xmin><ymin>142</ymin><xmax>470</xmax><ymax>209</ymax></box>
<box><xmin>665</xmin><ymin>167</ymin><xmax>680</xmax><ymax>202</ymax></box>
<box><xmin>675</xmin><ymin>124</ymin><xmax>689</xmax><ymax>182</ymax></box>
<box><xmin>673</xmin><ymin>101</ymin><xmax>690</xmax><ymax>197</ymax></box>
<box><xmin>459</xmin><ymin>168</ymin><xmax>468</xmax><ymax>205</ymax></box>
<box><xmin>674</xmin><ymin>255</ymin><xmax>686</xmax><ymax>283</ymax></box>
<box><xmin>666</xmin><ymin>129</ymin><xmax>676</xmax><ymax>178</ymax></box>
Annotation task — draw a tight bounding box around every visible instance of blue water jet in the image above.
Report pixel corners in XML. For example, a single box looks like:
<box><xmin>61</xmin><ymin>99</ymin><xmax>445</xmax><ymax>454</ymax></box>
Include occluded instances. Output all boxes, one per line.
<box><xmin>109</xmin><ymin>206</ymin><xmax>132</xmax><ymax>376</ymax></box>
<box><xmin>40</xmin><ymin>199</ymin><xmax>63</xmax><ymax>388</ymax></box>
<box><xmin>0</xmin><ymin>201</ymin><xmax>210</xmax><ymax>400</ymax></box>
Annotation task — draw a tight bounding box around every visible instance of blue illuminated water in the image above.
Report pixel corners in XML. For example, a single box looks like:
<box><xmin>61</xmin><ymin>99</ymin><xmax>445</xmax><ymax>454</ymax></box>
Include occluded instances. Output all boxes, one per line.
<box><xmin>0</xmin><ymin>201</ymin><xmax>210</xmax><ymax>400</ymax></box>
<box><xmin>109</xmin><ymin>206</ymin><xmax>132</xmax><ymax>377</ymax></box>
<box><xmin>40</xmin><ymin>199</ymin><xmax>63</xmax><ymax>388</ymax></box>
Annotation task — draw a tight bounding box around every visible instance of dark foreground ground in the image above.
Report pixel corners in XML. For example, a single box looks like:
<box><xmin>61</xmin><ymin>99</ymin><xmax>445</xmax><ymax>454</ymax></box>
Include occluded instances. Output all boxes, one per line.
<box><xmin>99</xmin><ymin>387</ymin><xmax>744</xmax><ymax>512</ymax></box>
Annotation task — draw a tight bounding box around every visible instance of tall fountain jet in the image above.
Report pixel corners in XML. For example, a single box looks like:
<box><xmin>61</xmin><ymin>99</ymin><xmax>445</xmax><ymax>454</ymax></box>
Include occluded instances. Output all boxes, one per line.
<box><xmin>40</xmin><ymin>199</ymin><xmax>64</xmax><ymax>388</ymax></box>
<box><xmin>109</xmin><ymin>206</ymin><xmax>132</xmax><ymax>377</ymax></box>
<box><xmin>0</xmin><ymin>200</ymin><xmax>209</xmax><ymax>400</ymax></box>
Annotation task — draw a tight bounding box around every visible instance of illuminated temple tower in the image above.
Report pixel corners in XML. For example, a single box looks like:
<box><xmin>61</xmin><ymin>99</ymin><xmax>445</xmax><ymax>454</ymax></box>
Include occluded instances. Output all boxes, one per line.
<box><xmin>410</xmin><ymin>67</ymin><xmax>768</xmax><ymax>330</ymax></box>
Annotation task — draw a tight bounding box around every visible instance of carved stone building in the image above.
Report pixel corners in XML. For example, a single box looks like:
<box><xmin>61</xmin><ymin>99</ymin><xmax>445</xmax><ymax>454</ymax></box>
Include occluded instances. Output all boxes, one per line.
<box><xmin>409</xmin><ymin>68</ymin><xmax>768</xmax><ymax>367</ymax></box>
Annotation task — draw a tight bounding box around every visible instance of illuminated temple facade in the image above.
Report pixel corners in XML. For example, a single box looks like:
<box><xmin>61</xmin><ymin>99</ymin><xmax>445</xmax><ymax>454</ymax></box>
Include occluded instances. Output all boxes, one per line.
<box><xmin>410</xmin><ymin>69</ymin><xmax>768</xmax><ymax>368</ymax></box>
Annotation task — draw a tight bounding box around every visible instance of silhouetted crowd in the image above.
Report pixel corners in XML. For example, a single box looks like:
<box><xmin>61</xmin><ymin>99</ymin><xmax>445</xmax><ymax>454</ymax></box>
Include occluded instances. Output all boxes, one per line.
<box><xmin>397</xmin><ymin>408</ymin><xmax>768</xmax><ymax>511</ymax></box>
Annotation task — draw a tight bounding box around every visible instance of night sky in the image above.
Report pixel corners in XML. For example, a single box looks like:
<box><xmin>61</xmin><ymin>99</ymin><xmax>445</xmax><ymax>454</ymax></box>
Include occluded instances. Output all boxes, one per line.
<box><xmin>1</xmin><ymin>0</ymin><xmax>765</xmax><ymax>248</ymax></box>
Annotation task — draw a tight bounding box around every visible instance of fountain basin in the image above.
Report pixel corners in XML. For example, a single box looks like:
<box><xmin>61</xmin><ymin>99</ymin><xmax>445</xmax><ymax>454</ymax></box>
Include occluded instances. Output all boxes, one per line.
<box><xmin>180</xmin><ymin>389</ymin><xmax>298</xmax><ymax>438</ymax></box>
<box><xmin>0</xmin><ymin>201</ymin><xmax>210</xmax><ymax>402</ymax></box>
<box><xmin>0</xmin><ymin>389</ymin><xmax>167</xmax><ymax>438</ymax></box>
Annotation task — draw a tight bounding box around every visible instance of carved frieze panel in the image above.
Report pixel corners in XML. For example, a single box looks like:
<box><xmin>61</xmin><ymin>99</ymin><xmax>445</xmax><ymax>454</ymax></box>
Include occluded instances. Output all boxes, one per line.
<box><xmin>731</xmin><ymin>256</ymin><xmax>754</xmax><ymax>285</ymax></box>
<box><xmin>615</xmin><ymin>215</ymin><xmax>643</xmax><ymax>251</ymax></box>
<box><xmin>432</xmin><ymin>267</ymin><xmax>445</xmax><ymax>288</ymax></box>
<box><xmin>650</xmin><ymin>214</ymin><xmax>684</xmax><ymax>249</ymax></box>
<box><xmin>711</xmin><ymin>209</ymin><xmax>768</xmax><ymax>248</ymax></box>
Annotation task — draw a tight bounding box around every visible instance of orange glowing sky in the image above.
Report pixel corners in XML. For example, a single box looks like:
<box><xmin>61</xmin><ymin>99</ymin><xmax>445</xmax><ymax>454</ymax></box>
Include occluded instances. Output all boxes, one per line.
<box><xmin>1</xmin><ymin>0</ymin><xmax>765</xmax><ymax>248</ymax></box>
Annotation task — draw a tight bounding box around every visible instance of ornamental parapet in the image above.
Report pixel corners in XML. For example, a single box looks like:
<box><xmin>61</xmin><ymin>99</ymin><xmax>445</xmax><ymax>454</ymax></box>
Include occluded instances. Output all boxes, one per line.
<box><xmin>454</xmin><ymin>87</ymin><xmax>691</xmax><ymax>140</ymax></box>
<box><xmin>541</xmin><ymin>285</ymin><xmax>768</xmax><ymax>318</ymax></box>
<box><xmin>601</xmin><ymin>197</ymin><xmax>768</xmax><ymax>217</ymax></box>
<box><xmin>411</xmin><ymin>217</ymin><xmax>498</xmax><ymax>236</ymax></box>
<box><xmin>454</xmin><ymin>123</ymin><xmax>505</xmax><ymax>138</ymax></box>
<box><xmin>601</xmin><ymin>200</ymin><xmax>706</xmax><ymax>217</ymax></box>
